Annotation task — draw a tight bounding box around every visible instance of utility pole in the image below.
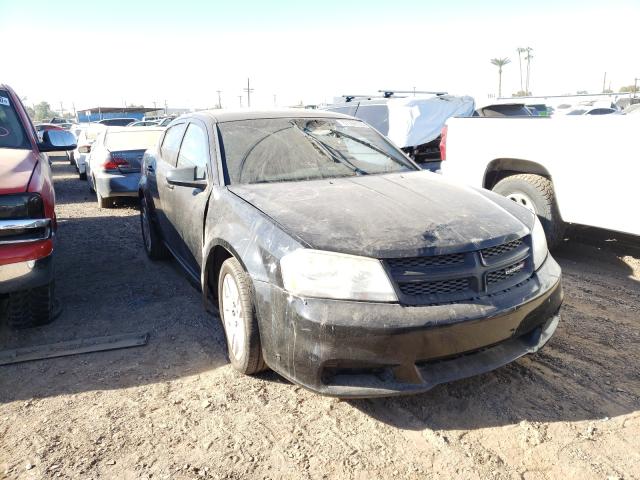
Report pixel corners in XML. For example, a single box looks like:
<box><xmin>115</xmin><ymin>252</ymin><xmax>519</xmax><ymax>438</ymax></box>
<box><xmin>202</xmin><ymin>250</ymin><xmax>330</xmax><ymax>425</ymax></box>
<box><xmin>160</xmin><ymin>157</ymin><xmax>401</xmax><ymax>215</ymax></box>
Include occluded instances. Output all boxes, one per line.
<box><xmin>164</xmin><ymin>100</ymin><xmax>168</xmax><ymax>116</ymax></box>
<box><xmin>517</xmin><ymin>48</ymin><xmax>524</xmax><ymax>94</ymax></box>
<box><xmin>72</xmin><ymin>102</ymin><xmax>76</xmax><ymax>121</ymax></box>
<box><xmin>216</xmin><ymin>90</ymin><xmax>222</xmax><ymax>109</ymax></box>
<box><xmin>238</xmin><ymin>95</ymin><xmax>243</xmax><ymax>107</ymax></box>
<box><xmin>244</xmin><ymin>78</ymin><xmax>254</xmax><ymax>108</ymax></box>
<box><xmin>602</xmin><ymin>72</ymin><xmax>607</xmax><ymax>93</ymax></box>
<box><xmin>634</xmin><ymin>78</ymin><xmax>638</xmax><ymax>99</ymax></box>
<box><xmin>273</xmin><ymin>94</ymin><xmax>277</xmax><ymax>106</ymax></box>
<box><xmin>525</xmin><ymin>47</ymin><xmax>533</xmax><ymax>95</ymax></box>
<box><xmin>412</xmin><ymin>86</ymin><xmax>416</xmax><ymax>96</ymax></box>
<box><xmin>59</xmin><ymin>101</ymin><xmax>64</xmax><ymax>118</ymax></box>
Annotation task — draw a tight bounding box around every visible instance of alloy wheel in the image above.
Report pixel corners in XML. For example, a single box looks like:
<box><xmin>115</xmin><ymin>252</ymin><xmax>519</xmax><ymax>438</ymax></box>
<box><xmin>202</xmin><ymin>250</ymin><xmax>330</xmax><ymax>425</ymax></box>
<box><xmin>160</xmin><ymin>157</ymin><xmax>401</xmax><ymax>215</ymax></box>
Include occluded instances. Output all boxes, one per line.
<box><xmin>221</xmin><ymin>273</ymin><xmax>246</xmax><ymax>361</ymax></box>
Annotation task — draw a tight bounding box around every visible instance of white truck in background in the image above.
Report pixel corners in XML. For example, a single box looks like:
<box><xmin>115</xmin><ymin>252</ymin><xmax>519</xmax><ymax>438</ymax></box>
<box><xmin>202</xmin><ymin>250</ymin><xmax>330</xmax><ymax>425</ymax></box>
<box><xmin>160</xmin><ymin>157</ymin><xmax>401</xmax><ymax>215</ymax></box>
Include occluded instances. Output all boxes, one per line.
<box><xmin>439</xmin><ymin>115</ymin><xmax>640</xmax><ymax>247</ymax></box>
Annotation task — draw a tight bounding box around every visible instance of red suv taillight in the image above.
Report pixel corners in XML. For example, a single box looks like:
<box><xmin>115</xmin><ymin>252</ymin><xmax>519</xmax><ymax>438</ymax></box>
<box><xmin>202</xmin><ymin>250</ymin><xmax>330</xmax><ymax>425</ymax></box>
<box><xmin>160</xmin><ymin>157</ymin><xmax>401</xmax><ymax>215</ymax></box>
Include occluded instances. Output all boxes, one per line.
<box><xmin>102</xmin><ymin>154</ymin><xmax>130</xmax><ymax>171</ymax></box>
<box><xmin>439</xmin><ymin>125</ymin><xmax>448</xmax><ymax>161</ymax></box>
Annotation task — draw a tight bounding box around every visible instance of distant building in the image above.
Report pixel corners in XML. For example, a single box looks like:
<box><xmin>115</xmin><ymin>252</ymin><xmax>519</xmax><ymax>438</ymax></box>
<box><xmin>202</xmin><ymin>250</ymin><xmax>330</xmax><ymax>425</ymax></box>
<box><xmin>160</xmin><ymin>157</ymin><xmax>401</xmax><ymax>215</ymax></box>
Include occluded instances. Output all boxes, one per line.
<box><xmin>77</xmin><ymin>107</ymin><xmax>160</xmax><ymax>123</ymax></box>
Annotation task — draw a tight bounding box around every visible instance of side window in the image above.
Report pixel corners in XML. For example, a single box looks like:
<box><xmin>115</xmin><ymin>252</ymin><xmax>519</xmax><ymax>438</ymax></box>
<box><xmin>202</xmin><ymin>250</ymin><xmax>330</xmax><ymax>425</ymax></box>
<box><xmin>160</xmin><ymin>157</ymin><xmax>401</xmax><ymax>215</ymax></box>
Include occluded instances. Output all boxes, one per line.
<box><xmin>177</xmin><ymin>123</ymin><xmax>209</xmax><ymax>179</ymax></box>
<box><xmin>160</xmin><ymin>123</ymin><xmax>187</xmax><ymax>166</ymax></box>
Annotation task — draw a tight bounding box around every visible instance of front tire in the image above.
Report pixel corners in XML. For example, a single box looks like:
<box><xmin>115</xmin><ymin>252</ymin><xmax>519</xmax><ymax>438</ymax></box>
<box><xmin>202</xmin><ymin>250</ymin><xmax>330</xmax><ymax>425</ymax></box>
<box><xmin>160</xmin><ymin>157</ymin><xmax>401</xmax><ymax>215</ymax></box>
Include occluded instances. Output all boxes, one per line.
<box><xmin>493</xmin><ymin>173</ymin><xmax>565</xmax><ymax>248</ymax></box>
<box><xmin>218</xmin><ymin>257</ymin><xmax>267</xmax><ymax>375</ymax></box>
<box><xmin>7</xmin><ymin>282</ymin><xmax>56</xmax><ymax>328</ymax></box>
<box><xmin>140</xmin><ymin>196</ymin><xmax>169</xmax><ymax>260</ymax></box>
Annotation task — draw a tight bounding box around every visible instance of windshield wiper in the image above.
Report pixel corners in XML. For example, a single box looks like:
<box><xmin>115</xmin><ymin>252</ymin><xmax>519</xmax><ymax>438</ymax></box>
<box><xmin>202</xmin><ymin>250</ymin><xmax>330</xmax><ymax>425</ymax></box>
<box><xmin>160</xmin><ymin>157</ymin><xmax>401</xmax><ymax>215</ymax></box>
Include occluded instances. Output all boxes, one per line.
<box><xmin>290</xmin><ymin>122</ymin><xmax>367</xmax><ymax>176</ymax></box>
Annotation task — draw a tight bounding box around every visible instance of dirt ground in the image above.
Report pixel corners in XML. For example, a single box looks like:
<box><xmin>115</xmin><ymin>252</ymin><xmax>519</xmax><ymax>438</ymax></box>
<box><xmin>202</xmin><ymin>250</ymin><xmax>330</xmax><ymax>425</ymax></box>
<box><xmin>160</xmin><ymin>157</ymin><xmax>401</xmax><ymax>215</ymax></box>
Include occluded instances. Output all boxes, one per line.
<box><xmin>1</xmin><ymin>158</ymin><xmax>639</xmax><ymax>480</ymax></box>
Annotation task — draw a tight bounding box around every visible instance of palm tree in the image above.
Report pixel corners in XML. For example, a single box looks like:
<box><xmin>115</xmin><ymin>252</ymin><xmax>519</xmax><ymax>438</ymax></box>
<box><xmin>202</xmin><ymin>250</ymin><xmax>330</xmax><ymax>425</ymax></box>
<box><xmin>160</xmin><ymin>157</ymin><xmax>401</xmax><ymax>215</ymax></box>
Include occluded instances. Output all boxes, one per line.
<box><xmin>490</xmin><ymin>57</ymin><xmax>511</xmax><ymax>97</ymax></box>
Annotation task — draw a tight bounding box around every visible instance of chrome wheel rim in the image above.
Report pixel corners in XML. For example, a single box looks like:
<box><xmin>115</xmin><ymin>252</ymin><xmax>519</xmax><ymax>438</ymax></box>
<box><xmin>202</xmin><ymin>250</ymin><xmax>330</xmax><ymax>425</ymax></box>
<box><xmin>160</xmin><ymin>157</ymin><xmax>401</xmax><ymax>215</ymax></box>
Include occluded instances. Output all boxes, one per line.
<box><xmin>507</xmin><ymin>192</ymin><xmax>536</xmax><ymax>214</ymax></box>
<box><xmin>221</xmin><ymin>273</ymin><xmax>245</xmax><ymax>361</ymax></box>
<box><xmin>141</xmin><ymin>201</ymin><xmax>152</xmax><ymax>252</ymax></box>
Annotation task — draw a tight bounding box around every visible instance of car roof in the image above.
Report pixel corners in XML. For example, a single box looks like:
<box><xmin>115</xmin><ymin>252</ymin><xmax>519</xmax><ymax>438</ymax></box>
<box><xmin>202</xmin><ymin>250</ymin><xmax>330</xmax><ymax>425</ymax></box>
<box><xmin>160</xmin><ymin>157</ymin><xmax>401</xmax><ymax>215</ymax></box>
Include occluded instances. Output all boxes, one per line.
<box><xmin>187</xmin><ymin>108</ymin><xmax>355</xmax><ymax>124</ymax></box>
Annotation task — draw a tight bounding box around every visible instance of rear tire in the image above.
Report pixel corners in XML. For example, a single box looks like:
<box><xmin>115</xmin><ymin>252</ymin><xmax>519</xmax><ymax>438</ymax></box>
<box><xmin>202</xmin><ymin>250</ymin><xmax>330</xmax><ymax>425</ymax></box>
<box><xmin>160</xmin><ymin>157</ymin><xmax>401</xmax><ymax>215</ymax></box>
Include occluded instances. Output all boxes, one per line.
<box><xmin>79</xmin><ymin>171</ymin><xmax>87</xmax><ymax>180</ymax></box>
<box><xmin>218</xmin><ymin>257</ymin><xmax>267</xmax><ymax>375</ymax></box>
<box><xmin>68</xmin><ymin>152</ymin><xmax>75</xmax><ymax>165</ymax></box>
<box><xmin>493</xmin><ymin>174</ymin><xmax>565</xmax><ymax>249</ymax></box>
<box><xmin>7</xmin><ymin>282</ymin><xmax>56</xmax><ymax>328</ymax></box>
<box><xmin>140</xmin><ymin>196</ymin><xmax>169</xmax><ymax>260</ymax></box>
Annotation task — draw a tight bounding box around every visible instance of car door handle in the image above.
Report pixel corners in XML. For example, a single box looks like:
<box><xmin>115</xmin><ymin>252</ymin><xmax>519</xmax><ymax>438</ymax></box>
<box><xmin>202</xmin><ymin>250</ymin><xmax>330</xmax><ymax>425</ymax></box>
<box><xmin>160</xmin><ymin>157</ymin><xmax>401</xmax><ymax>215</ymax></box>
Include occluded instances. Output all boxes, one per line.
<box><xmin>164</xmin><ymin>179</ymin><xmax>174</xmax><ymax>190</ymax></box>
<box><xmin>146</xmin><ymin>165</ymin><xmax>154</xmax><ymax>173</ymax></box>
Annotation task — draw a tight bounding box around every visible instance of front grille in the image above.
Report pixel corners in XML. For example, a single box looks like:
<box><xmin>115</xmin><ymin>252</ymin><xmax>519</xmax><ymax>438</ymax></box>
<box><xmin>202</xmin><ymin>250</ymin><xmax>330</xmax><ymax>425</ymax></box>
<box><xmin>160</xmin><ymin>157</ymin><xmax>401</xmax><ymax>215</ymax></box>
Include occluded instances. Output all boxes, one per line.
<box><xmin>481</xmin><ymin>238</ymin><xmax>522</xmax><ymax>259</ymax></box>
<box><xmin>387</xmin><ymin>253</ymin><xmax>465</xmax><ymax>269</ymax></box>
<box><xmin>487</xmin><ymin>261</ymin><xmax>526</xmax><ymax>285</ymax></box>
<box><xmin>0</xmin><ymin>218</ymin><xmax>51</xmax><ymax>245</ymax></box>
<box><xmin>384</xmin><ymin>236</ymin><xmax>532</xmax><ymax>306</ymax></box>
<box><xmin>399</xmin><ymin>278</ymin><xmax>470</xmax><ymax>296</ymax></box>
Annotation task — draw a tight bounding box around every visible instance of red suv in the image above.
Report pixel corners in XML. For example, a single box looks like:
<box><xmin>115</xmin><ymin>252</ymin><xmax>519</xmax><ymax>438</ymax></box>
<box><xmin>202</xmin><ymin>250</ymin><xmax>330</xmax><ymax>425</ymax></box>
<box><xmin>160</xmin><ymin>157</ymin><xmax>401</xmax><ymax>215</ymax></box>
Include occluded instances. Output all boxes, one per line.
<box><xmin>0</xmin><ymin>84</ymin><xmax>75</xmax><ymax>327</ymax></box>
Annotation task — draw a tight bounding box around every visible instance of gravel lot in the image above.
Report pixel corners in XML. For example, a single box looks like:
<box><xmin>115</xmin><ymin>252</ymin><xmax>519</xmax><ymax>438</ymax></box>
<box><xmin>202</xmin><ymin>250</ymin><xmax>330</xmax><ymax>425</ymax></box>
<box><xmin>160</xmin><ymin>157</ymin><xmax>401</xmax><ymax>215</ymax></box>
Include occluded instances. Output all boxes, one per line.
<box><xmin>1</xmin><ymin>158</ymin><xmax>639</xmax><ymax>479</ymax></box>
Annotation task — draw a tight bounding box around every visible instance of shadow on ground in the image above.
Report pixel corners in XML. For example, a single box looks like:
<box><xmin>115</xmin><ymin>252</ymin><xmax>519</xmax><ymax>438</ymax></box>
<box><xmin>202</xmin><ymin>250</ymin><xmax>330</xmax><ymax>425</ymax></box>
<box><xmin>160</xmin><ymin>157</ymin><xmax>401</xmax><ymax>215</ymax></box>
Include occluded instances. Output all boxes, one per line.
<box><xmin>0</xmin><ymin>160</ymin><xmax>229</xmax><ymax>403</ymax></box>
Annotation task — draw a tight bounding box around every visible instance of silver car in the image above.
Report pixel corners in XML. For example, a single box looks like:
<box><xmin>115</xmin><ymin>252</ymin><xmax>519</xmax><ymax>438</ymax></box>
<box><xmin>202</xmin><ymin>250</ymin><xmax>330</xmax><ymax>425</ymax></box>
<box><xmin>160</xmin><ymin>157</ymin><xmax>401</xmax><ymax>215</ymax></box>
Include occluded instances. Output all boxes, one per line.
<box><xmin>87</xmin><ymin>127</ymin><xmax>164</xmax><ymax>208</ymax></box>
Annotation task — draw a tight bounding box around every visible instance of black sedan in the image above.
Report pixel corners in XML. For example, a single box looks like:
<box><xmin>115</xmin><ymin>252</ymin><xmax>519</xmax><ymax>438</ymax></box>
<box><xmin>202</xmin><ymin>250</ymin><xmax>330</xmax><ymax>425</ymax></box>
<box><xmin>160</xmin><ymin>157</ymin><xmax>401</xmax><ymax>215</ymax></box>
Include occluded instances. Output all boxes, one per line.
<box><xmin>138</xmin><ymin>110</ymin><xmax>562</xmax><ymax>398</ymax></box>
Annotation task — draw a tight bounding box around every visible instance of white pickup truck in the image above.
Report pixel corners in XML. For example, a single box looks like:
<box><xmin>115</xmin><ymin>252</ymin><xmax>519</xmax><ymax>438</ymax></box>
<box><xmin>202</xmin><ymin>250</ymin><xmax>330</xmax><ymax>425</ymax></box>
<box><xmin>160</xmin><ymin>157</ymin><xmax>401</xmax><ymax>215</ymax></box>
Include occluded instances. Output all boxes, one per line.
<box><xmin>440</xmin><ymin>115</ymin><xmax>640</xmax><ymax>247</ymax></box>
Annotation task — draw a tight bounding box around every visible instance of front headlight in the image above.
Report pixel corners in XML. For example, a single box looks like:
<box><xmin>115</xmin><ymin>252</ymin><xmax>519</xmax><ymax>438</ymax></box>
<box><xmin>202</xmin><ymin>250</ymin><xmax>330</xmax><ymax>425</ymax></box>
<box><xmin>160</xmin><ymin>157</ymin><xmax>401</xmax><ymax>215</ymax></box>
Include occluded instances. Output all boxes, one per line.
<box><xmin>531</xmin><ymin>216</ymin><xmax>548</xmax><ymax>270</ymax></box>
<box><xmin>280</xmin><ymin>249</ymin><xmax>398</xmax><ymax>302</ymax></box>
<box><xmin>0</xmin><ymin>193</ymin><xmax>44</xmax><ymax>219</ymax></box>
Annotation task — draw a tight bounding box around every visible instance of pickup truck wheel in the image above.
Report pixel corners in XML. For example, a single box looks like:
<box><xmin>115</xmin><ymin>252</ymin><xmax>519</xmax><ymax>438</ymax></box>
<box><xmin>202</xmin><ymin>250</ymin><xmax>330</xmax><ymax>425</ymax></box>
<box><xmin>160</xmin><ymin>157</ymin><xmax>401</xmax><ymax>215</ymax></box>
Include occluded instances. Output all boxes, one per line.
<box><xmin>218</xmin><ymin>257</ymin><xmax>267</xmax><ymax>375</ymax></box>
<box><xmin>493</xmin><ymin>174</ymin><xmax>565</xmax><ymax>248</ymax></box>
<box><xmin>7</xmin><ymin>282</ymin><xmax>56</xmax><ymax>328</ymax></box>
<box><xmin>68</xmin><ymin>152</ymin><xmax>75</xmax><ymax>165</ymax></box>
<box><xmin>140</xmin><ymin>197</ymin><xmax>169</xmax><ymax>260</ymax></box>
<box><xmin>79</xmin><ymin>171</ymin><xmax>87</xmax><ymax>180</ymax></box>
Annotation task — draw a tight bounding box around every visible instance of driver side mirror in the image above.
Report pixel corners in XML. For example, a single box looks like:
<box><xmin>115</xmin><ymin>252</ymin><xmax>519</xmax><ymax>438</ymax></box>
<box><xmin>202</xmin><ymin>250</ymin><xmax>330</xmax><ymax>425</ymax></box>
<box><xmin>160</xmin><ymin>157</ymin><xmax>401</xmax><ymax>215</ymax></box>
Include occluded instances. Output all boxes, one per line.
<box><xmin>166</xmin><ymin>166</ymin><xmax>208</xmax><ymax>189</ymax></box>
<box><xmin>78</xmin><ymin>144</ymin><xmax>92</xmax><ymax>154</ymax></box>
<box><xmin>38</xmin><ymin>129</ymin><xmax>77</xmax><ymax>153</ymax></box>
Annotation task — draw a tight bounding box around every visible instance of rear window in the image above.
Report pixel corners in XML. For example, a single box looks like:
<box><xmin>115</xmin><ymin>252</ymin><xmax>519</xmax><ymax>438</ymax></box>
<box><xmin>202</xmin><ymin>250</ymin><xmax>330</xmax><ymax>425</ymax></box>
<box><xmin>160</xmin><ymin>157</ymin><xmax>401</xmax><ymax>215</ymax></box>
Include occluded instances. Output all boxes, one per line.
<box><xmin>100</xmin><ymin>118</ymin><xmax>136</xmax><ymax>126</ymax></box>
<box><xmin>588</xmin><ymin>108</ymin><xmax>614</xmax><ymax>115</ymax></box>
<box><xmin>0</xmin><ymin>91</ymin><xmax>30</xmax><ymax>150</ymax></box>
<box><xmin>478</xmin><ymin>105</ymin><xmax>532</xmax><ymax>117</ymax></box>
<box><xmin>104</xmin><ymin>130</ymin><xmax>163</xmax><ymax>151</ymax></box>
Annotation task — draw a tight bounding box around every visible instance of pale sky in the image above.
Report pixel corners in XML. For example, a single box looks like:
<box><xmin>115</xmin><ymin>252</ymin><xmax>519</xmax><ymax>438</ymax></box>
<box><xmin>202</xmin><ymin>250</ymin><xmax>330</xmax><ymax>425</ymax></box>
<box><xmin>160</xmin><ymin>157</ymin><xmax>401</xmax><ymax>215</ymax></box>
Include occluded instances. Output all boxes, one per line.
<box><xmin>1</xmin><ymin>0</ymin><xmax>638</xmax><ymax>112</ymax></box>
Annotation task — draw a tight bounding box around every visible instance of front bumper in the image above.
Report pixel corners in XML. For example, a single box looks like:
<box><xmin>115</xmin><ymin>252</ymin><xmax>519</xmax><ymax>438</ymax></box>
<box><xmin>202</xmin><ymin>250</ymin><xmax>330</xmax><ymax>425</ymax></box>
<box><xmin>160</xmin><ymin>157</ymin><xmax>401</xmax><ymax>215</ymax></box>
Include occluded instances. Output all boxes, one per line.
<box><xmin>0</xmin><ymin>253</ymin><xmax>54</xmax><ymax>295</ymax></box>
<box><xmin>254</xmin><ymin>255</ymin><xmax>563</xmax><ymax>398</ymax></box>
<box><xmin>94</xmin><ymin>171</ymin><xmax>140</xmax><ymax>198</ymax></box>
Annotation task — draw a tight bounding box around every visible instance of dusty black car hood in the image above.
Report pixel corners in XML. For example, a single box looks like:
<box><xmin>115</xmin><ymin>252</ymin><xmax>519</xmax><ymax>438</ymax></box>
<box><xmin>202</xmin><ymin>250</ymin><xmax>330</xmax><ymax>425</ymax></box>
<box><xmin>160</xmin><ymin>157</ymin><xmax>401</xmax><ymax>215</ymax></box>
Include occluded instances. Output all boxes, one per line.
<box><xmin>229</xmin><ymin>171</ymin><xmax>532</xmax><ymax>258</ymax></box>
